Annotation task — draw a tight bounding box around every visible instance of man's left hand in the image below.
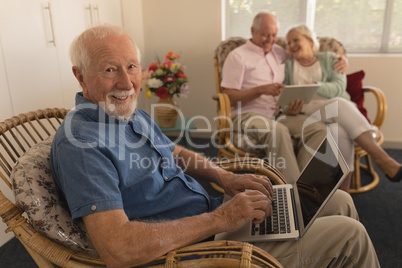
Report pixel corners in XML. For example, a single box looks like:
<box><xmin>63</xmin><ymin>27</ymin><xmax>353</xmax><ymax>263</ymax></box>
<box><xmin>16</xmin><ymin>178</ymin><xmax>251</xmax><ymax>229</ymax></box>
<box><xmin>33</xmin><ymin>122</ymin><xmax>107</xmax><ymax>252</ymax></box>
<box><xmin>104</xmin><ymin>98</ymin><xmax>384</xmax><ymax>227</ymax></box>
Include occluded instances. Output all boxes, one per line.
<box><xmin>220</xmin><ymin>173</ymin><xmax>274</xmax><ymax>202</ymax></box>
<box><xmin>333</xmin><ymin>54</ymin><xmax>348</xmax><ymax>74</ymax></box>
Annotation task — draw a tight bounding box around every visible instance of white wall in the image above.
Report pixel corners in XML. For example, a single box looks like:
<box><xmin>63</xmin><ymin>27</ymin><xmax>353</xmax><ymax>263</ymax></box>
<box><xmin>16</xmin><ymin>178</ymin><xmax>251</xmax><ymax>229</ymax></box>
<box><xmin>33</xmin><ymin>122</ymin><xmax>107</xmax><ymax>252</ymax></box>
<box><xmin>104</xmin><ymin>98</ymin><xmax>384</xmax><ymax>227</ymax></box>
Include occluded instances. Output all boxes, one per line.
<box><xmin>348</xmin><ymin>55</ymin><xmax>402</xmax><ymax>148</ymax></box>
<box><xmin>124</xmin><ymin>0</ymin><xmax>402</xmax><ymax>148</ymax></box>
<box><xmin>126</xmin><ymin>0</ymin><xmax>222</xmax><ymax>136</ymax></box>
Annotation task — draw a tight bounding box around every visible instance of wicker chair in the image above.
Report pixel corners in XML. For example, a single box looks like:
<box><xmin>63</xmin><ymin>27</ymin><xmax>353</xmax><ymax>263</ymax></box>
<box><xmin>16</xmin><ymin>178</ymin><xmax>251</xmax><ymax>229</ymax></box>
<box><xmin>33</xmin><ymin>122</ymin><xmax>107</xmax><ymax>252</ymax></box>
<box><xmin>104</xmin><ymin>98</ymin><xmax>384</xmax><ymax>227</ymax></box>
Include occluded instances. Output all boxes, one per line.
<box><xmin>0</xmin><ymin>108</ymin><xmax>283</xmax><ymax>268</ymax></box>
<box><xmin>213</xmin><ymin>37</ymin><xmax>387</xmax><ymax>194</ymax></box>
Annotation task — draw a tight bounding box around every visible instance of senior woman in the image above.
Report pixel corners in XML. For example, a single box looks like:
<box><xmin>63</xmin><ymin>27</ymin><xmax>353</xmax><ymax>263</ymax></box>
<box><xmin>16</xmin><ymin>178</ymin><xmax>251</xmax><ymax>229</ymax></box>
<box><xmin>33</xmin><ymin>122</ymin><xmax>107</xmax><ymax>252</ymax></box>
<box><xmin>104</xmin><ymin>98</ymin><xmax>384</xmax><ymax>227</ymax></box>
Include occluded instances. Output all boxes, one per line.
<box><xmin>283</xmin><ymin>24</ymin><xmax>402</xmax><ymax>191</ymax></box>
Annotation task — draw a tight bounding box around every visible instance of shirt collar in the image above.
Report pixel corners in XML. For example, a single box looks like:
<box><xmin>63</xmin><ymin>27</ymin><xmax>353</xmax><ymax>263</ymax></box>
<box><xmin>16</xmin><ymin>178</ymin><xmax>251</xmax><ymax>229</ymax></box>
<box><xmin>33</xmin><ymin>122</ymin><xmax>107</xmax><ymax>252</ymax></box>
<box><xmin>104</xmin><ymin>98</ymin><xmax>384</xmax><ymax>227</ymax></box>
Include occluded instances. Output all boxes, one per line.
<box><xmin>245</xmin><ymin>39</ymin><xmax>267</xmax><ymax>55</ymax></box>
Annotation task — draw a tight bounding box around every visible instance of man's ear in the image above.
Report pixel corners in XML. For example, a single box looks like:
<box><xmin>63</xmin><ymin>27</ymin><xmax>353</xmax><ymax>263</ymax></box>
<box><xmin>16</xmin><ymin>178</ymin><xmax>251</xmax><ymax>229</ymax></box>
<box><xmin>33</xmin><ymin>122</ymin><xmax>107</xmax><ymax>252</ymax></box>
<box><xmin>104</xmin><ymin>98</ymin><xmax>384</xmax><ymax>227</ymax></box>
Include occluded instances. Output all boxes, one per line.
<box><xmin>72</xmin><ymin>66</ymin><xmax>85</xmax><ymax>89</ymax></box>
<box><xmin>72</xmin><ymin>66</ymin><xmax>85</xmax><ymax>85</ymax></box>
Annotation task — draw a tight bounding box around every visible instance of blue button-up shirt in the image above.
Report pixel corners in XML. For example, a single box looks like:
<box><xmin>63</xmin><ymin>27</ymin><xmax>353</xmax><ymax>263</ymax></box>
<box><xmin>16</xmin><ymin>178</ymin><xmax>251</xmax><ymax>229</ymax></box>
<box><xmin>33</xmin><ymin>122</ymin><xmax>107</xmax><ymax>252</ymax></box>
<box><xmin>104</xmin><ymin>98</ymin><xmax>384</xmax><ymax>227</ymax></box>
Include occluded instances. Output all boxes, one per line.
<box><xmin>51</xmin><ymin>93</ymin><xmax>221</xmax><ymax>221</ymax></box>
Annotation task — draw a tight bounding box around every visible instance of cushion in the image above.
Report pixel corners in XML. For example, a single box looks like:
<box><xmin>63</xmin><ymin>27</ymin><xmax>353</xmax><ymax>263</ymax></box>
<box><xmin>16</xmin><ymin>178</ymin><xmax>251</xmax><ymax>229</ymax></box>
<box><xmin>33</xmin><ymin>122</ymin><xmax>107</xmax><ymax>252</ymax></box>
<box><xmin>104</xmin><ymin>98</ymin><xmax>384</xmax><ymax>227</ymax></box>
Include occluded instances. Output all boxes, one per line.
<box><xmin>318</xmin><ymin>37</ymin><xmax>347</xmax><ymax>56</ymax></box>
<box><xmin>11</xmin><ymin>135</ymin><xmax>98</xmax><ymax>256</ymax></box>
<box><xmin>346</xmin><ymin>70</ymin><xmax>370</xmax><ymax>122</ymax></box>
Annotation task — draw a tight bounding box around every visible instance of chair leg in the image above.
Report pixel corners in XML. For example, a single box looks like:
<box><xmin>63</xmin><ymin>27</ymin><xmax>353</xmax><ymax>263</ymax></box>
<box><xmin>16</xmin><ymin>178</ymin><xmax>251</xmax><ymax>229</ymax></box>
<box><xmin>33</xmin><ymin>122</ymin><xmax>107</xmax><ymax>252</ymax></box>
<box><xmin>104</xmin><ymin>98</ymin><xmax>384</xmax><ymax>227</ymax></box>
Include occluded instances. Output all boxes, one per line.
<box><xmin>349</xmin><ymin>152</ymin><xmax>380</xmax><ymax>194</ymax></box>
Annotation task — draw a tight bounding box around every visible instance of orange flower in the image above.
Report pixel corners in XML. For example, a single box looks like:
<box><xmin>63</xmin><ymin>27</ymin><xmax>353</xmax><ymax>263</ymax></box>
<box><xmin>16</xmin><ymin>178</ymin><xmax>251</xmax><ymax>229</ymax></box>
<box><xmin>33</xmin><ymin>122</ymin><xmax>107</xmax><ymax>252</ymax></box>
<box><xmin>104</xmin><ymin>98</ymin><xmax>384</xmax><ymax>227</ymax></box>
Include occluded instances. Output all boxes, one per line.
<box><xmin>165</xmin><ymin>51</ymin><xmax>180</xmax><ymax>60</ymax></box>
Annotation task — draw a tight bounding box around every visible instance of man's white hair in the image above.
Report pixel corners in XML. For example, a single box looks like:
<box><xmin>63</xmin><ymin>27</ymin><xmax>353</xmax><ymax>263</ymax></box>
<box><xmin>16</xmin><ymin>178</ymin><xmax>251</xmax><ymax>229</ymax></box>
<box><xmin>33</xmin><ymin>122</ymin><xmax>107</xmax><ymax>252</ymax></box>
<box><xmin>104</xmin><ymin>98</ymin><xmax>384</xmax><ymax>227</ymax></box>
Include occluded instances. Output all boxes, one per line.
<box><xmin>251</xmin><ymin>11</ymin><xmax>280</xmax><ymax>32</ymax></box>
<box><xmin>69</xmin><ymin>24</ymin><xmax>141</xmax><ymax>74</ymax></box>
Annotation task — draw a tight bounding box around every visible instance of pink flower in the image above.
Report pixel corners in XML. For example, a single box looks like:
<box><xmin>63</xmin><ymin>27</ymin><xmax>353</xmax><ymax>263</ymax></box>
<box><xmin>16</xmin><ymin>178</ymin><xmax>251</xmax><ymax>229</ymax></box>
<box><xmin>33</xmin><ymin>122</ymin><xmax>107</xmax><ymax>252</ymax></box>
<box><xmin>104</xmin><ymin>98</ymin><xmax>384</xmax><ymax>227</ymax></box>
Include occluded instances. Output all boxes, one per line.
<box><xmin>162</xmin><ymin>60</ymin><xmax>172</xmax><ymax>68</ymax></box>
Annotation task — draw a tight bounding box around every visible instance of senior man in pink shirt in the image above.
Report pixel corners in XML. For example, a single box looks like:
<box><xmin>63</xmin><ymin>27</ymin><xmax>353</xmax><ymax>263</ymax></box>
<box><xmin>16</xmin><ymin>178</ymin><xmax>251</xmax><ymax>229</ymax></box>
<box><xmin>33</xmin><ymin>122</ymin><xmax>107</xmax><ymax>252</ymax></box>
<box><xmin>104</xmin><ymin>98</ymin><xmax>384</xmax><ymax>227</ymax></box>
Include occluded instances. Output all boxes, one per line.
<box><xmin>221</xmin><ymin>12</ymin><xmax>347</xmax><ymax>182</ymax></box>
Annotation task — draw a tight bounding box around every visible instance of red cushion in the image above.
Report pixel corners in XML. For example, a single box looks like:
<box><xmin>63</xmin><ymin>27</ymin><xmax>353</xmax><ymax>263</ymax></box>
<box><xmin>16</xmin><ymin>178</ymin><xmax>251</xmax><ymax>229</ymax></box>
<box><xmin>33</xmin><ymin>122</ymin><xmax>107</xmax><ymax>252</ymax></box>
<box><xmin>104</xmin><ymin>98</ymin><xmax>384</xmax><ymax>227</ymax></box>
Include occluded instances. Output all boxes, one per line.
<box><xmin>346</xmin><ymin>70</ymin><xmax>370</xmax><ymax>122</ymax></box>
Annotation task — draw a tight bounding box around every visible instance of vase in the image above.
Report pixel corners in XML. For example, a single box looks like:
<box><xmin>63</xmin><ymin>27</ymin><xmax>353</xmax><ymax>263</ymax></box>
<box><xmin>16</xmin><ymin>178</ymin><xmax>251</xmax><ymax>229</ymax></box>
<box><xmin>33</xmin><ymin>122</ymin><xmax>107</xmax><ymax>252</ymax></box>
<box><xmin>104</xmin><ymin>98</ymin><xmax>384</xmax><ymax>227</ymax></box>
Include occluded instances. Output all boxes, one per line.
<box><xmin>154</xmin><ymin>95</ymin><xmax>179</xmax><ymax>128</ymax></box>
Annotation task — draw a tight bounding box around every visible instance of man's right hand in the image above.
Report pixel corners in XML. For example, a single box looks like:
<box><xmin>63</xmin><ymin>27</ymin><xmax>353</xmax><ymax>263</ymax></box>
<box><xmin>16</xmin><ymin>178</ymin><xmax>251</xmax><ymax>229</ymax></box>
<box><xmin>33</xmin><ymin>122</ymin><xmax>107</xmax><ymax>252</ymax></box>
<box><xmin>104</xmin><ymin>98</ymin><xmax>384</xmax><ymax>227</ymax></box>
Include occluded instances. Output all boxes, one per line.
<box><xmin>262</xmin><ymin>83</ymin><xmax>284</xmax><ymax>96</ymax></box>
<box><xmin>213</xmin><ymin>190</ymin><xmax>272</xmax><ymax>233</ymax></box>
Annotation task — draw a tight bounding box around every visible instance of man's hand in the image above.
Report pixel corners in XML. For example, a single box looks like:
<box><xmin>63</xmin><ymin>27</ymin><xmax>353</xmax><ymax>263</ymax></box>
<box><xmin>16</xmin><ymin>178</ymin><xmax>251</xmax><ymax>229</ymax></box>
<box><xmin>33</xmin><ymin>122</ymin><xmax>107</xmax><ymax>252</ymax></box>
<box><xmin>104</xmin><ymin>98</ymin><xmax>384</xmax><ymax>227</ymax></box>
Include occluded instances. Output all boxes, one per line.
<box><xmin>262</xmin><ymin>83</ymin><xmax>285</xmax><ymax>96</ymax></box>
<box><xmin>213</xmin><ymin>190</ymin><xmax>273</xmax><ymax>231</ymax></box>
<box><xmin>219</xmin><ymin>172</ymin><xmax>274</xmax><ymax>201</ymax></box>
<box><xmin>333</xmin><ymin>54</ymin><xmax>348</xmax><ymax>74</ymax></box>
<box><xmin>286</xmin><ymin>99</ymin><xmax>304</xmax><ymax>115</ymax></box>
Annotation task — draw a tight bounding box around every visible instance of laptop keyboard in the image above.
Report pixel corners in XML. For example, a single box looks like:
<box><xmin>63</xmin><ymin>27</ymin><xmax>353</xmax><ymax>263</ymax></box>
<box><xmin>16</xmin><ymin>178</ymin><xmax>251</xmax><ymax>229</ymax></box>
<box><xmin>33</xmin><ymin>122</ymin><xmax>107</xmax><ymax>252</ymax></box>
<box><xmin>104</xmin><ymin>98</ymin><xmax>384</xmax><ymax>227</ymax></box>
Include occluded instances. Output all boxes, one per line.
<box><xmin>251</xmin><ymin>187</ymin><xmax>291</xmax><ymax>235</ymax></box>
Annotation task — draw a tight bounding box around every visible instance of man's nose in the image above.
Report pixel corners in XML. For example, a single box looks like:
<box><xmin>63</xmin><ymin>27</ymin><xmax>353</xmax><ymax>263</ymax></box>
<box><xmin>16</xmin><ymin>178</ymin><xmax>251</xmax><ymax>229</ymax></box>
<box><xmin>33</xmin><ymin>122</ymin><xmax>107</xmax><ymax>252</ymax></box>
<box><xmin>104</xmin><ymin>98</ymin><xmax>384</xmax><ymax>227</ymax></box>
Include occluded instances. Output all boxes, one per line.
<box><xmin>116</xmin><ymin>70</ymin><xmax>133</xmax><ymax>90</ymax></box>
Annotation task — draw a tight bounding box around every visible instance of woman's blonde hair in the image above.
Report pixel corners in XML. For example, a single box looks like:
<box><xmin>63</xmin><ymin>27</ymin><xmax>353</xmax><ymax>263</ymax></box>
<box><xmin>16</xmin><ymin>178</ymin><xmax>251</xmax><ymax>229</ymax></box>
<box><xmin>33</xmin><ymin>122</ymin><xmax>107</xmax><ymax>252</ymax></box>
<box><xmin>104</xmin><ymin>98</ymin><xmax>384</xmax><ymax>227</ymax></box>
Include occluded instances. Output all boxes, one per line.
<box><xmin>286</xmin><ymin>24</ymin><xmax>319</xmax><ymax>52</ymax></box>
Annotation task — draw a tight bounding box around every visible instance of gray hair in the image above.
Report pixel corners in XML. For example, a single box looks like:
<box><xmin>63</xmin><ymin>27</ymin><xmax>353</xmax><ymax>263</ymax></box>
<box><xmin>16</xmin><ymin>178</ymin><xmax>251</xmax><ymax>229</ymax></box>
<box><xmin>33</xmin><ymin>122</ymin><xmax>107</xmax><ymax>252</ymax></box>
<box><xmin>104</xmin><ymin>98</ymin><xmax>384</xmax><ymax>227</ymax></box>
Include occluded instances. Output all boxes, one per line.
<box><xmin>69</xmin><ymin>24</ymin><xmax>141</xmax><ymax>74</ymax></box>
<box><xmin>286</xmin><ymin>24</ymin><xmax>319</xmax><ymax>52</ymax></box>
<box><xmin>251</xmin><ymin>11</ymin><xmax>279</xmax><ymax>32</ymax></box>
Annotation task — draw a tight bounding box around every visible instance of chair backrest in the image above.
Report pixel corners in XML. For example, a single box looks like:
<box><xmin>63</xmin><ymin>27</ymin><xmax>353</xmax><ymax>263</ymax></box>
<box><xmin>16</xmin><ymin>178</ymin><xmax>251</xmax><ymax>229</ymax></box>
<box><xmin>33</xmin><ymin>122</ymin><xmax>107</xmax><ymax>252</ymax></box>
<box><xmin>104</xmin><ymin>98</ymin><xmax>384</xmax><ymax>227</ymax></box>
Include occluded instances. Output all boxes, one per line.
<box><xmin>214</xmin><ymin>37</ymin><xmax>247</xmax><ymax>93</ymax></box>
<box><xmin>0</xmin><ymin>108</ymin><xmax>107</xmax><ymax>267</ymax></box>
<box><xmin>0</xmin><ymin>108</ymin><xmax>99</xmax><ymax>254</ymax></box>
<box><xmin>0</xmin><ymin>108</ymin><xmax>68</xmax><ymax>189</ymax></box>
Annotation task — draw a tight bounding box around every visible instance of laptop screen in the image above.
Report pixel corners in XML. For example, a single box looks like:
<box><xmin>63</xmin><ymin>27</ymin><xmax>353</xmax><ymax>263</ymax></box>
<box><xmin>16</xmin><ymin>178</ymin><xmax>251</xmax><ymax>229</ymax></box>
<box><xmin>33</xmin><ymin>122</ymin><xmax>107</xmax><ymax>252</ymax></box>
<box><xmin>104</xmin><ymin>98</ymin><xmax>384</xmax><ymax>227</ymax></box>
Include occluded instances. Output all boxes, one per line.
<box><xmin>296</xmin><ymin>138</ymin><xmax>345</xmax><ymax>228</ymax></box>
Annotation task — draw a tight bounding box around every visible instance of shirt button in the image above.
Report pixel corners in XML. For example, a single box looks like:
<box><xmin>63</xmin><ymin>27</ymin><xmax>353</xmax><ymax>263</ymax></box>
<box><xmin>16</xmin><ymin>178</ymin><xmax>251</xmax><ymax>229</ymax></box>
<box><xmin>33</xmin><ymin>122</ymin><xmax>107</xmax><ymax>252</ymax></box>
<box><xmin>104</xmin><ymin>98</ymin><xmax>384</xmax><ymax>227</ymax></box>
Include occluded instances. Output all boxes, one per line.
<box><xmin>91</xmin><ymin>205</ymin><xmax>97</xmax><ymax>211</ymax></box>
<box><xmin>157</xmin><ymin>137</ymin><xmax>160</xmax><ymax>141</ymax></box>
<box><xmin>164</xmin><ymin>176</ymin><xmax>168</xmax><ymax>180</ymax></box>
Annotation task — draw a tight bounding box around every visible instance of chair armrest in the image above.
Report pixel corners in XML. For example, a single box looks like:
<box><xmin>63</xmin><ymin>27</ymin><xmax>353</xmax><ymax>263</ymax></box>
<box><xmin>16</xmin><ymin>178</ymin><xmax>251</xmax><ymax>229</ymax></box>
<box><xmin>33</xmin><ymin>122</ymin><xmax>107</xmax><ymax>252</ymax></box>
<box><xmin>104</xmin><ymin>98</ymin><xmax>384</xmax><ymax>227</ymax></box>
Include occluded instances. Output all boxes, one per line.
<box><xmin>216</xmin><ymin>157</ymin><xmax>287</xmax><ymax>185</ymax></box>
<box><xmin>362</xmin><ymin>86</ymin><xmax>387</xmax><ymax>128</ymax></box>
<box><xmin>213</xmin><ymin>93</ymin><xmax>232</xmax><ymax>146</ymax></box>
<box><xmin>148</xmin><ymin>240</ymin><xmax>283</xmax><ymax>267</ymax></box>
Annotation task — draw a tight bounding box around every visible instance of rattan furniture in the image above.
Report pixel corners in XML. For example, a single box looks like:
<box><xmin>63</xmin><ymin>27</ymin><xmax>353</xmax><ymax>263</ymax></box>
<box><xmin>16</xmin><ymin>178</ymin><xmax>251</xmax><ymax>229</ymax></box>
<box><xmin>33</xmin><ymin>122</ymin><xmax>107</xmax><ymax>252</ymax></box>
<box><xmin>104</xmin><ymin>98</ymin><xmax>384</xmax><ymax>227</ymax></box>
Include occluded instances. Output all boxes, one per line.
<box><xmin>0</xmin><ymin>108</ymin><xmax>283</xmax><ymax>268</ymax></box>
<box><xmin>213</xmin><ymin>37</ymin><xmax>387</xmax><ymax>194</ymax></box>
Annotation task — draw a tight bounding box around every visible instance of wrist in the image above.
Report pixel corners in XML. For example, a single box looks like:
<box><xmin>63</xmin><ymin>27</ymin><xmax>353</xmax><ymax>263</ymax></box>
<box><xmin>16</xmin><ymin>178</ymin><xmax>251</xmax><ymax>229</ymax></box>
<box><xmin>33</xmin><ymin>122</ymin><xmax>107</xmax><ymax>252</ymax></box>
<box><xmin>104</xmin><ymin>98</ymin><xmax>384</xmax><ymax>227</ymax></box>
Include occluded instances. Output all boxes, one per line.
<box><xmin>216</xmin><ymin>169</ymin><xmax>234</xmax><ymax>188</ymax></box>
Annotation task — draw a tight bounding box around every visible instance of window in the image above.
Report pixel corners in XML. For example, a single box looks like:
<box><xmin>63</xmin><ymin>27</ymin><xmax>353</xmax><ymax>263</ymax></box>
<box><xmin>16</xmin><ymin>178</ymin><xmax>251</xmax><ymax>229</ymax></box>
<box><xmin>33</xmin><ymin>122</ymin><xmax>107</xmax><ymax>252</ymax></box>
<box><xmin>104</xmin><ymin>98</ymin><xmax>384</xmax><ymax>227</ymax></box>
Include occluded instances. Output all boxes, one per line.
<box><xmin>223</xmin><ymin>0</ymin><xmax>402</xmax><ymax>53</ymax></box>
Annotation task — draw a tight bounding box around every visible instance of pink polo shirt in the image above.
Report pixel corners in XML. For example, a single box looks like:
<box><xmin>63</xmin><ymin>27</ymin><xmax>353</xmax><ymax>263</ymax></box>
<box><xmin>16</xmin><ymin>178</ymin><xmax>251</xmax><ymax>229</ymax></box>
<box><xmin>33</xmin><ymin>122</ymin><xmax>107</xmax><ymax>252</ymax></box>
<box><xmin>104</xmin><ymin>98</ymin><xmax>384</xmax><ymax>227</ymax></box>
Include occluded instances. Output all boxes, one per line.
<box><xmin>221</xmin><ymin>40</ymin><xmax>287</xmax><ymax>118</ymax></box>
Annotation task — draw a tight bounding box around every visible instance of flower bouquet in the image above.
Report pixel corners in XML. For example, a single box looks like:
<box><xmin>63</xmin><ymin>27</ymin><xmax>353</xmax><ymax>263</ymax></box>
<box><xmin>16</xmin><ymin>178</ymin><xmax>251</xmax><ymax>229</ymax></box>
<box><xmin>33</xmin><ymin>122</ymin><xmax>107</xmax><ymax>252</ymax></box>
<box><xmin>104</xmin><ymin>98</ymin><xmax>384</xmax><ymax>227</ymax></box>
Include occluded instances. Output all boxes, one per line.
<box><xmin>142</xmin><ymin>51</ymin><xmax>189</xmax><ymax>127</ymax></box>
<box><xmin>142</xmin><ymin>51</ymin><xmax>189</xmax><ymax>99</ymax></box>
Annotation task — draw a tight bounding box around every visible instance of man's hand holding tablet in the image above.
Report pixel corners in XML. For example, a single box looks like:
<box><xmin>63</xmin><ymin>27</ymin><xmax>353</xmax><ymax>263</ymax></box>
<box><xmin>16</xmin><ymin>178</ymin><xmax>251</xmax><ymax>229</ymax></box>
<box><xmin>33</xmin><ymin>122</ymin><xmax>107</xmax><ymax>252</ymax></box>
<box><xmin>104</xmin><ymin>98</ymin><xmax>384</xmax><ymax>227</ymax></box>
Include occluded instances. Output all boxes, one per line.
<box><xmin>276</xmin><ymin>84</ymin><xmax>319</xmax><ymax>107</ymax></box>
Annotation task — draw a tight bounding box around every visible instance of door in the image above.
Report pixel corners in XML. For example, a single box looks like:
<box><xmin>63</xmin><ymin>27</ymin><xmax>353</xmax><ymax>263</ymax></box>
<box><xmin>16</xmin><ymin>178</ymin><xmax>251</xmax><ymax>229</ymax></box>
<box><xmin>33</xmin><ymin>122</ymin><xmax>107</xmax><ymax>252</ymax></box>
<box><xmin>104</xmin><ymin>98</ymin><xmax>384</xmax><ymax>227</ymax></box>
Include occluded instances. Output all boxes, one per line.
<box><xmin>0</xmin><ymin>0</ymin><xmax>64</xmax><ymax>114</ymax></box>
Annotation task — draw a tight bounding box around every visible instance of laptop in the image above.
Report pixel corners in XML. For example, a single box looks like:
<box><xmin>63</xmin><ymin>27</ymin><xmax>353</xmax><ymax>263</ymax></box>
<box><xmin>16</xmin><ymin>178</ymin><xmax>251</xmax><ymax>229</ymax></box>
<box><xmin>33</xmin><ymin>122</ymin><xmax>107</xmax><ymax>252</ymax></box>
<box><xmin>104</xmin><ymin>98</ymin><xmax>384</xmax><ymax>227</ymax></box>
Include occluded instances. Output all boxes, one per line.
<box><xmin>215</xmin><ymin>133</ymin><xmax>349</xmax><ymax>242</ymax></box>
<box><xmin>276</xmin><ymin>84</ymin><xmax>320</xmax><ymax>107</ymax></box>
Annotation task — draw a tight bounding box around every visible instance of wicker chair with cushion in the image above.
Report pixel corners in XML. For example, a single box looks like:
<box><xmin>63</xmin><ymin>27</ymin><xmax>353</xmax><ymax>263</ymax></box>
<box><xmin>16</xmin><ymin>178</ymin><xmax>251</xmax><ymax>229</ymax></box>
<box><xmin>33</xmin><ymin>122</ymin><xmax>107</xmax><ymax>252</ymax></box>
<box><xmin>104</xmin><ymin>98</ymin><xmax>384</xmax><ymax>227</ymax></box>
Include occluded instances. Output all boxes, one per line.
<box><xmin>213</xmin><ymin>36</ymin><xmax>387</xmax><ymax>194</ymax></box>
<box><xmin>0</xmin><ymin>108</ymin><xmax>283</xmax><ymax>268</ymax></box>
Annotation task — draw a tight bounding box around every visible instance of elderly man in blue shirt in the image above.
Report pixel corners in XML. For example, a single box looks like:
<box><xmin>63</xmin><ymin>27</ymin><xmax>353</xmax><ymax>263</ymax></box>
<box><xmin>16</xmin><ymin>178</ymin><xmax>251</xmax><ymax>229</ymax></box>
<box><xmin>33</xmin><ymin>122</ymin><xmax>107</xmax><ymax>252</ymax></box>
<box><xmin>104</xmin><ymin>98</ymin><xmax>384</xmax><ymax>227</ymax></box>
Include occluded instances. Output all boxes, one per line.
<box><xmin>50</xmin><ymin>25</ymin><xmax>379</xmax><ymax>267</ymax></box>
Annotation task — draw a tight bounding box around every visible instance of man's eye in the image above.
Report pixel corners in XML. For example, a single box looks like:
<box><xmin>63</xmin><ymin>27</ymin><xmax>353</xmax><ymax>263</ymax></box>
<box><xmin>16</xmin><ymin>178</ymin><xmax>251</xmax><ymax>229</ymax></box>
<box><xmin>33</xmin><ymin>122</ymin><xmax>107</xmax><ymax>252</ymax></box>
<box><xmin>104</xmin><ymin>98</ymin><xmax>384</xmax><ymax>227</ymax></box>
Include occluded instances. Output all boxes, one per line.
<box><xmin>100</xmin><ymin>68</ymin><xmax>117</xmax><ymax>79</ymax></box>
<box><xmin>127</xmin><ymin>64</ymin><xmax>139</xmax><ymax>73</ymax></box>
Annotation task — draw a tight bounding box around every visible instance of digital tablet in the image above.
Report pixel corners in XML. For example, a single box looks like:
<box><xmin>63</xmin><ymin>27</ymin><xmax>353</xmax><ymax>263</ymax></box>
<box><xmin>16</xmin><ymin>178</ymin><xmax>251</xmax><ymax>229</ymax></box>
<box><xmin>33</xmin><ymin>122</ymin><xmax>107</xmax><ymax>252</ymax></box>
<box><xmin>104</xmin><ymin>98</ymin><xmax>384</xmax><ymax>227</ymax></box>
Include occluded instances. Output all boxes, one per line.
<box><xmin>277</xmin><ymin>84</ymin><xmax>320</xmax><ymax>107</ymax></box>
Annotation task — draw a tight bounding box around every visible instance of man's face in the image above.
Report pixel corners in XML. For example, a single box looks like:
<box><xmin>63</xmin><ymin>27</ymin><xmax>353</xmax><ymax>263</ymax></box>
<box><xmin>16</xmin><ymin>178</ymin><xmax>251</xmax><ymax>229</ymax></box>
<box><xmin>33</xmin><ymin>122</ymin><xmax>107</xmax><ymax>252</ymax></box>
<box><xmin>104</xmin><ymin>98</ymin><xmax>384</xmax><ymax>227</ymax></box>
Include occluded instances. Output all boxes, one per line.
<box><xmin>75</xmin><ymin>34</ymin><xmax>142</xmax><ymax>119</ymax></box>
<box><xmin>251</xmin><ymin>15</ymin><xmax>278</xmax><ymax>54</ymax></box>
